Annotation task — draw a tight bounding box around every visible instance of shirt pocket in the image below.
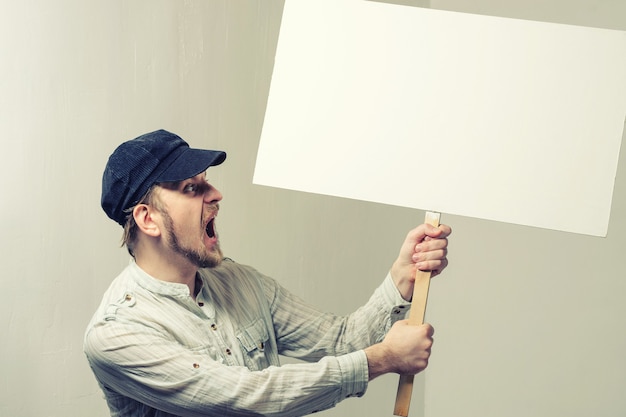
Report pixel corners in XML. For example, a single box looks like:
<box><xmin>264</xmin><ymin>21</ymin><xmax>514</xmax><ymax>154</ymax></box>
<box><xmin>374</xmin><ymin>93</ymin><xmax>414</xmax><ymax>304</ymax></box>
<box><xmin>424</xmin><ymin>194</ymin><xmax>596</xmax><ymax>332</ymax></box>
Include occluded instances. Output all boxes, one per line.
<box><xmin>236</xmin><ymin>318</ymin><xmax>270</xmax><ymax>371</ymax></box>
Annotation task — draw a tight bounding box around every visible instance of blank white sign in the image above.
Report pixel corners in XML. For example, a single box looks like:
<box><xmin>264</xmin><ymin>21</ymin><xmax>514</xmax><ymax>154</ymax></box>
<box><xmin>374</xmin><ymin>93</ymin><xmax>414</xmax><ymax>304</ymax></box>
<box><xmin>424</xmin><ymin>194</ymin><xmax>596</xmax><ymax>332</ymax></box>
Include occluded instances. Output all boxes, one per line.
<box><xmin>254</xmin><ymin>0</ymin><xmax>626</xmax><ymax>236</ymax></box>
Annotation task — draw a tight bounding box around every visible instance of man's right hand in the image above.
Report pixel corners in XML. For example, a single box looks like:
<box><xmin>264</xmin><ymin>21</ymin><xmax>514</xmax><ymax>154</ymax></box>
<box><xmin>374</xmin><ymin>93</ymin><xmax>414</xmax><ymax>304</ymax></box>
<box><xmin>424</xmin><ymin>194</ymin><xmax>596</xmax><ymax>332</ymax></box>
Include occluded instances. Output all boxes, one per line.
<box><xmin>364</xmin><ymin>320</ymin><xmax>434</xmax><ymax>380</ymax></box>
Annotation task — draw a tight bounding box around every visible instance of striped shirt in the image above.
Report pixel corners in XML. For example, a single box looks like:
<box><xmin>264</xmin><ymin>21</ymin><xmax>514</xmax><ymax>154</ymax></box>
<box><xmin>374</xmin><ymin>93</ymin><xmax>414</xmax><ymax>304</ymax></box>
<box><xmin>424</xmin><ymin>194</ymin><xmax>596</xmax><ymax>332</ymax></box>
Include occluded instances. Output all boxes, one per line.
<box><xmin>84</xmin><ymin>258</ymin><xmax>410</xmax><ymax>416</ymax></box>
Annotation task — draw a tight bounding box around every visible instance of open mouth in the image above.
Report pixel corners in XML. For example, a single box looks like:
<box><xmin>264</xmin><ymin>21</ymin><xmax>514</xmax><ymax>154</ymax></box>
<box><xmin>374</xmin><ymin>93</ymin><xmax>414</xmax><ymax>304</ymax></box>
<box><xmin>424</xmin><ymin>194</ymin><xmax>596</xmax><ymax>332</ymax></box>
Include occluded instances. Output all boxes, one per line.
<box><xmin>205</xmin><ymin>218</ymin><xmax>216</xmax><ymax>238</ymax></box>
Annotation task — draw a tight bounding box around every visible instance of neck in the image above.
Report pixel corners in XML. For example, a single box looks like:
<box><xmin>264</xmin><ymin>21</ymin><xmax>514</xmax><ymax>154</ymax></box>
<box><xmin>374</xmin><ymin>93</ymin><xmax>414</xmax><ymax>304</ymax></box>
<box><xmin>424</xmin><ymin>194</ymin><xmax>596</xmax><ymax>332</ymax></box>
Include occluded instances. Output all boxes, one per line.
<box><xmin>135</xmin><ymin>249</ymin><xmax>199</xmax><ymax>298</ymax></box>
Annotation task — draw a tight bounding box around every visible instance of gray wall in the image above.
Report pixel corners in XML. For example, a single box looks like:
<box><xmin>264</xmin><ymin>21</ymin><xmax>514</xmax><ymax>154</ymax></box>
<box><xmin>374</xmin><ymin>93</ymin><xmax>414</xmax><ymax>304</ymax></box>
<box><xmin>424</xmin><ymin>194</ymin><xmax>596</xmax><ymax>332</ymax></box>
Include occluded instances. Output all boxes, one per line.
<box><xmin>0</xmin><ymin>1</ymin><xmax>624</xmax><ymax>416</ymax></box>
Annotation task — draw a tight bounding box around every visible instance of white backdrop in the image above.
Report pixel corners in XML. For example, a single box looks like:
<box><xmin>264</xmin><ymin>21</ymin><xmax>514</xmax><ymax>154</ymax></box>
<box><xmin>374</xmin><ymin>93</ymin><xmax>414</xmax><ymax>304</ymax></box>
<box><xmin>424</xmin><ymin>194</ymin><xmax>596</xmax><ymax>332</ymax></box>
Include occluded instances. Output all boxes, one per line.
<box><xmin>1</xmin><ymin>1</ymin><xmax>625</xmax><ymax>417</ymax></box>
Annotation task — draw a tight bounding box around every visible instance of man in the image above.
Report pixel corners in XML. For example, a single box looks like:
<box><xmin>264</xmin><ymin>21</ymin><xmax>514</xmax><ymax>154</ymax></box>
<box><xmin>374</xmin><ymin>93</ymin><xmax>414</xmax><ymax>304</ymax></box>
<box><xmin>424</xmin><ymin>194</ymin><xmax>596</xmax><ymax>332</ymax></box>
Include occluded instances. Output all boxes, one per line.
<box><xmin>85</xmin><ymin>129</ymin><xmax>451</xmax><ymax>417</ymax></box>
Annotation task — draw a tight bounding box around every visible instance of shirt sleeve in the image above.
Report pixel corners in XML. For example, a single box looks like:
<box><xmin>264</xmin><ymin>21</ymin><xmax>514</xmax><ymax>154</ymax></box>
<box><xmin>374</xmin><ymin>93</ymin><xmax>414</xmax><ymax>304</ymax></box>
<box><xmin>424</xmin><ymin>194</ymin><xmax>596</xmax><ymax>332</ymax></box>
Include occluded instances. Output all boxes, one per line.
<box><xmin>85</xmin><ymin>308</ymin><xmax>369</xmax><ymax>417</ymax></box>
<box><xmin>263</xmin><ymin>271</ymin><xmax>411</xmax><ymax>361</ymax></box>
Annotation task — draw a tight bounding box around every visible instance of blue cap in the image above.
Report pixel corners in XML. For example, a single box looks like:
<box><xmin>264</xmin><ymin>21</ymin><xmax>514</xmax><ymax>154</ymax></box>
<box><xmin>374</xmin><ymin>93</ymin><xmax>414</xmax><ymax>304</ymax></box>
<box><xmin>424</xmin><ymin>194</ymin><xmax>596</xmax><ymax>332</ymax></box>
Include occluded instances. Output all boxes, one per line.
<box><xmin>101</xmin><ymin>129</ymin><xmax>226</xmax><ymax>225</ymax></box>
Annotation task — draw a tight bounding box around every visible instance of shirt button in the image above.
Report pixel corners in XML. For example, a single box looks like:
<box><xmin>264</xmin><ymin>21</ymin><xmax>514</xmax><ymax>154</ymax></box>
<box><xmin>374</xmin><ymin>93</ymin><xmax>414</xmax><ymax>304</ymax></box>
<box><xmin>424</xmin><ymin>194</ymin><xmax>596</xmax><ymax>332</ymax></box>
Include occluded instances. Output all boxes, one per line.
<box><xmin>225</xmin><ymin>349</ymin><xmax>232</xmax><ymax>355</ymax></box>
<box><xmin>198</xmin><ymin>302</ymin><xmax>204</xmax><ymax>307</ymax></box>
<box><xmin>122</xmin><ymin>293</ymin><xmax>136</xmax><ymax>306</ymax></box>
<box><xmin>211</xmin><ymin>324</ymin><xmax>217</xmax><ymax>330</ymax></box>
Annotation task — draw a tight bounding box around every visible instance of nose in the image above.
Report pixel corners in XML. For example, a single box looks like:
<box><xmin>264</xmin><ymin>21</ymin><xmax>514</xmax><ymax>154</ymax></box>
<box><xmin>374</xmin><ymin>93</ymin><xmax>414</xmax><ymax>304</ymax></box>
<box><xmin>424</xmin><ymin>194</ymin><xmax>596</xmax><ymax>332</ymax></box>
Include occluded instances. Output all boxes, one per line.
<box><xmin>204</xmin><ymin>184</ymin><xmax>223</xmax><ymax>205</ymax></box>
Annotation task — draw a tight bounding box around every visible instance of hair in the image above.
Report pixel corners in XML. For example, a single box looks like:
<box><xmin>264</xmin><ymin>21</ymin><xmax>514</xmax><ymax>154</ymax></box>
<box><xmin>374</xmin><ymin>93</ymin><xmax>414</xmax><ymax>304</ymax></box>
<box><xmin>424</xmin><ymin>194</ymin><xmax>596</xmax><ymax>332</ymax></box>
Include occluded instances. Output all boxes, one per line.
<box><xmin>121</xmin><ymin>184</ymin><xmax>164</xmax><ymax>258</ymax></box>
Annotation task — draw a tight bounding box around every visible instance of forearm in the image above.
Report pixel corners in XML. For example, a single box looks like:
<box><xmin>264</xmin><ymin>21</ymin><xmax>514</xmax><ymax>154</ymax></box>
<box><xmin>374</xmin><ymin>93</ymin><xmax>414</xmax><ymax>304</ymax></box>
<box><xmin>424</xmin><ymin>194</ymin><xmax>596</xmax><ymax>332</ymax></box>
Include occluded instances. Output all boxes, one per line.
<box><xmin>363</xmin><ymin>343</ymin><xmax>393</xmax><ymax>381</ymax></box>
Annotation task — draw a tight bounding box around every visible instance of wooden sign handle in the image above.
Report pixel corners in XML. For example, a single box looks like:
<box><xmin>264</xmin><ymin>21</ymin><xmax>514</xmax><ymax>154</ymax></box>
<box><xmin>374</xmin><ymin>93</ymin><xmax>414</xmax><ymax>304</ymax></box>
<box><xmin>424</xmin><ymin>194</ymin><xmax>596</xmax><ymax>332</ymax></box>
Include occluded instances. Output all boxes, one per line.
<box><xmin>393</xmin><ymin>211</ymin><xmax>441</xmax><ymax>416</ymax></box>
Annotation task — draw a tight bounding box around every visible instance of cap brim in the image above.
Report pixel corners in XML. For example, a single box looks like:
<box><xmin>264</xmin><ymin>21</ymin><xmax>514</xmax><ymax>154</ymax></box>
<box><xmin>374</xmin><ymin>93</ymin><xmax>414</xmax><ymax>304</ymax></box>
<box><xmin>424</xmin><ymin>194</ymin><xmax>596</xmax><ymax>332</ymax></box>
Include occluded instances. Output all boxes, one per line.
<box><xmin>156</xmin><ymin>147</ymin><xmax>226</xmax><ymax>183</ymax></box>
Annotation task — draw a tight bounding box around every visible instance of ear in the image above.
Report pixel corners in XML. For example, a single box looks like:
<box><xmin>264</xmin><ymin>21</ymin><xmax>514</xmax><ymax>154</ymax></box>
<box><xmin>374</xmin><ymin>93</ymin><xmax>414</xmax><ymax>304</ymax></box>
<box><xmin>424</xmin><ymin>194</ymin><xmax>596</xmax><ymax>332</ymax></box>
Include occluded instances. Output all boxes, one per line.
<box><xmin>133</xmin><ymin>204</ymin><xmax>162</xmax><ymax>237</ymax></box>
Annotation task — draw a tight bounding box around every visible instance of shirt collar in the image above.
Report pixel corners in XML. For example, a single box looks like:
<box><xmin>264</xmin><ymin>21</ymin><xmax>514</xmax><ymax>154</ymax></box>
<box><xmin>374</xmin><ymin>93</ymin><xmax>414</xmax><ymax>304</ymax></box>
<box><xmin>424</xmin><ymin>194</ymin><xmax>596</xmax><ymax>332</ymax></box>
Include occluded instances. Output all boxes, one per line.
<box><xmin>128</xmin><ymin>260</ymin><xmax>197</xmax><ymax>298</ymax></box>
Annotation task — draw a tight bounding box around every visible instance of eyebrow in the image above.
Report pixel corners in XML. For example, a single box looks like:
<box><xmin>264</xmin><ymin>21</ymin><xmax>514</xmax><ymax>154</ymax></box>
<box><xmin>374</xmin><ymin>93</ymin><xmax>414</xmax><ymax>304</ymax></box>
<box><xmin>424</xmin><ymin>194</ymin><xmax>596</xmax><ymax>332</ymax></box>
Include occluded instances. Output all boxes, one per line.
<box><xmin>163</xmin><ymin>176</ymin><xmax>212</xmax><ymax>192</ymax></box>
<box><xmin>157</xmin><ymin>181</ymin><xmax>182</xmax><ymax>191</ymax></box>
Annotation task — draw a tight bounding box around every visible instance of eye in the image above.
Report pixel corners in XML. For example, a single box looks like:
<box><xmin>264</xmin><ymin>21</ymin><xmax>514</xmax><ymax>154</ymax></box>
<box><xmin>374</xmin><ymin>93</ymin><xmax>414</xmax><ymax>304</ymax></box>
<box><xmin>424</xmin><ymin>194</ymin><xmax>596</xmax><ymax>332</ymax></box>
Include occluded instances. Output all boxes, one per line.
<box><xmin>182</xmin><ymin>183</ymin><xmax>199</xmax><ymax>194</ymax></box>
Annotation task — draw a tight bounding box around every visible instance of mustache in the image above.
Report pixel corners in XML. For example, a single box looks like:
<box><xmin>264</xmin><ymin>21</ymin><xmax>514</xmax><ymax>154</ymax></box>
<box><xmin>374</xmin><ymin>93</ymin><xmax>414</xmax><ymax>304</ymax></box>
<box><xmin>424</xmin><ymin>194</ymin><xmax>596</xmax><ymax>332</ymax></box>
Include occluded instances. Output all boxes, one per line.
<box><xmin>203</xmin><ymin>203</ymin><xmax>220</xmax><ymax>223</ymax></box>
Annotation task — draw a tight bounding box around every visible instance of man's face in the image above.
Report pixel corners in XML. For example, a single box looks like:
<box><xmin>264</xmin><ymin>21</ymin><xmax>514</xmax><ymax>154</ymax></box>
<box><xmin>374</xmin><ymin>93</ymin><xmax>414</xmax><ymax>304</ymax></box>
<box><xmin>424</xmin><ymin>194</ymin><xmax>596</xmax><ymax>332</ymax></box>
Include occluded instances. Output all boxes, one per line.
<box><xmin>157</xmin><ymin>173</ymin><xmax>223</xmax><ymax>268</ymax></box>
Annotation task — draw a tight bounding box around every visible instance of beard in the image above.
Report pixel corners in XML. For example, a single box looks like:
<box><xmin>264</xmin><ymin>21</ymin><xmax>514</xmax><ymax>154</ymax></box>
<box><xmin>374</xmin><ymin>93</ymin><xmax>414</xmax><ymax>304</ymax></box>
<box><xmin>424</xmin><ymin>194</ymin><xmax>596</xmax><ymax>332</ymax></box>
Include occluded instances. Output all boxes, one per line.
<box><xmin>161</xmin><ymin>208</ymin><xmax>223</xmax><ymax>268</ymax></box>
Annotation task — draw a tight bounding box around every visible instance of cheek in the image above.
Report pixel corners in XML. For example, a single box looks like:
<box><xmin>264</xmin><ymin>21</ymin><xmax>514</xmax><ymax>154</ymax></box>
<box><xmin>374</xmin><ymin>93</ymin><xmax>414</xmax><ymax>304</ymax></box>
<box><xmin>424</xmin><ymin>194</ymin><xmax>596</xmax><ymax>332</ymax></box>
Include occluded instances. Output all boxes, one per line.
<box><xmin>165</xmin><ymin>212</ymin><xmax>196</xmax><ymax>236</ymax></box>
<box><xmin>180</xmin><ymin>216</ymin><xmax>201</xmax><ymax>235</ymax></box>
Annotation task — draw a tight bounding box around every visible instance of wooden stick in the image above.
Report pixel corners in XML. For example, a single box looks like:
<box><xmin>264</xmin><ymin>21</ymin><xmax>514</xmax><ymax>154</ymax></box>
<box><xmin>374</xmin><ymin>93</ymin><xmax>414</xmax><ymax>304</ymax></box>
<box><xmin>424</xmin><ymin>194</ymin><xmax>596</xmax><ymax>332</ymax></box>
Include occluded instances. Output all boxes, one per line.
<box><xmin>393</xmin><ymin>211</ymin><xmax>441</xmax><ymax>416</ymax></box>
